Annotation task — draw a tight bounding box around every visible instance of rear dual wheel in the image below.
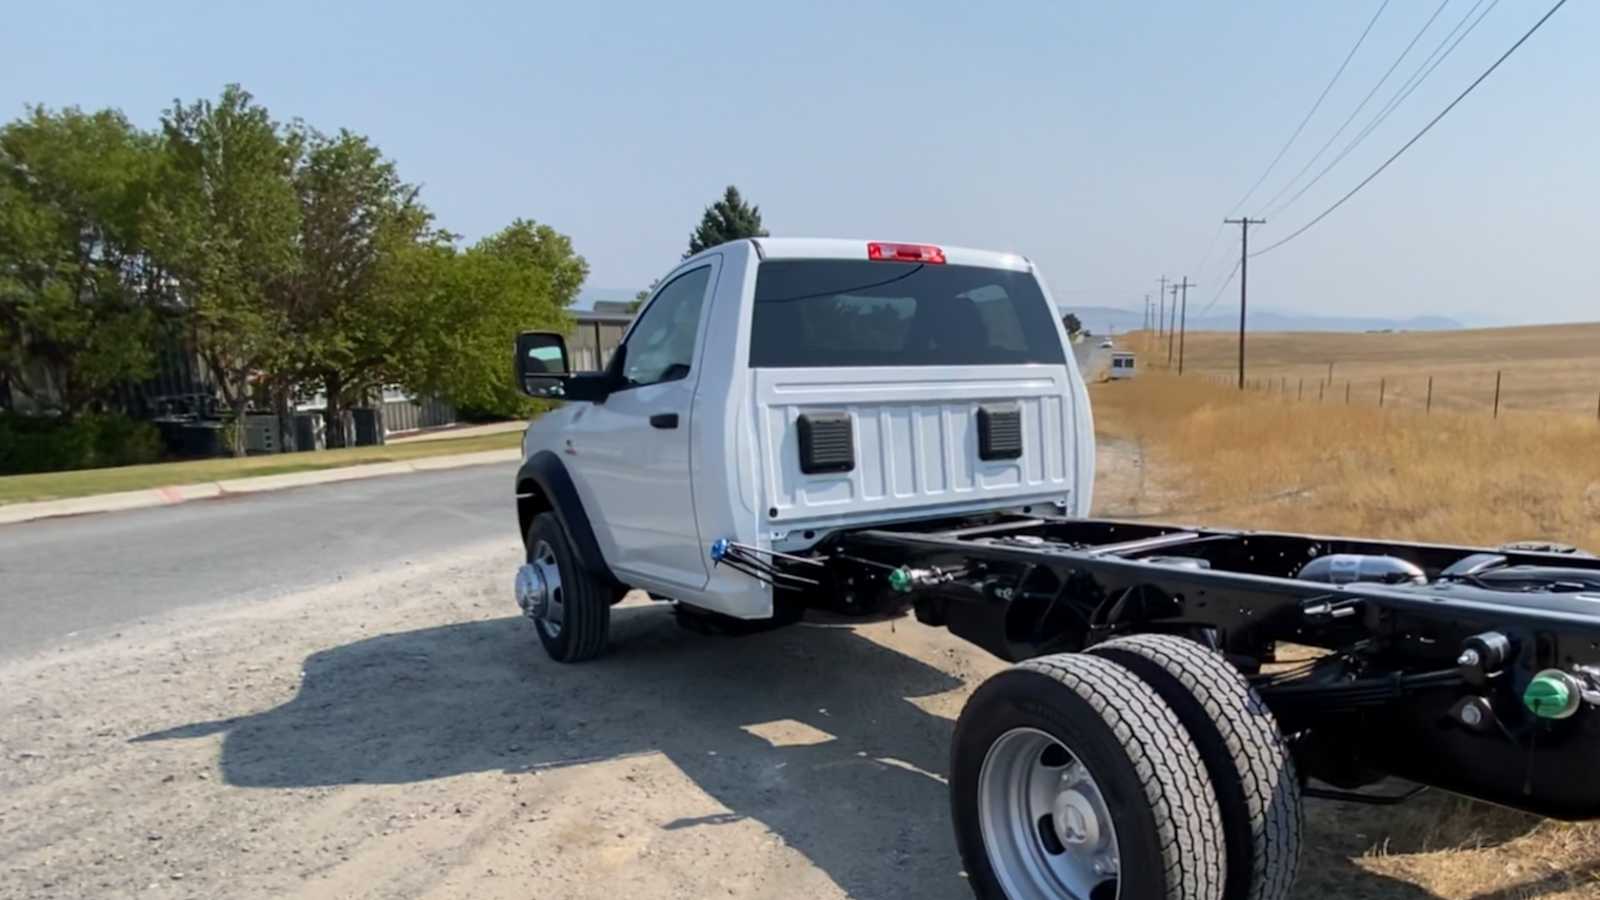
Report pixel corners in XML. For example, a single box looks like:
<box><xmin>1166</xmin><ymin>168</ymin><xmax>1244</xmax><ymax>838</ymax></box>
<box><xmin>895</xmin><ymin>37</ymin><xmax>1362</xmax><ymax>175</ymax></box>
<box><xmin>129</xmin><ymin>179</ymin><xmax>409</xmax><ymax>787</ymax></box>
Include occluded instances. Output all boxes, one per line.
<box><xmin>952</xmin><ymin>654</ymin><xmax>1225</xmax><ymax>900</ymax></box>
<box><xmin>952</xmin><ymin>639</ymin><xmax>1302</xmax><ymax>900</ymax></box>
<box><xmin>1090</xmin><ymin>635</ymin><xmax>1302</xmax><ymax>900</ymax></box>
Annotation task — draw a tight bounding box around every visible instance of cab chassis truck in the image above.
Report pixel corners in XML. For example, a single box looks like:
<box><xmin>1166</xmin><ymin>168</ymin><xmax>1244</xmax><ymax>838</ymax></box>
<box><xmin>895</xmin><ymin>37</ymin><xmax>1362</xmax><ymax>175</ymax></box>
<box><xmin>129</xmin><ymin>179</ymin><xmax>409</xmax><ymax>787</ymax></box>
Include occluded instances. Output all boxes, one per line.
<box><xmin>511</xmin><ymin>238</ymin><xmax>1600</xmax><ymax>900</ymax></box>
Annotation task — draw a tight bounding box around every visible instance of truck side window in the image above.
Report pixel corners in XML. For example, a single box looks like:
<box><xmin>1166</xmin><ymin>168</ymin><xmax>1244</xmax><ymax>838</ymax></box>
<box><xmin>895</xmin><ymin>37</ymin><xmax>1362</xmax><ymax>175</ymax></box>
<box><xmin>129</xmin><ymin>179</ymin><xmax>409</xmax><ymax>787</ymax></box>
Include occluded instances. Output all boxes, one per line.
<box><xmin>620</xmin><ymin>266</ymin><xmax>711</xmax><ymax>388</ymax></box>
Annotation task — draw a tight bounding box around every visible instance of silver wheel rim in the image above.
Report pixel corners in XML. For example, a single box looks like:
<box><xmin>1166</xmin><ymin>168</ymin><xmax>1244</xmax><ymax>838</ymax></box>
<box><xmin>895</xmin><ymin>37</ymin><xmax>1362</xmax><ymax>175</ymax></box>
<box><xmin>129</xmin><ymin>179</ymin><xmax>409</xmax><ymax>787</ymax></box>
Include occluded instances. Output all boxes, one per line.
<box><xmin>530</xmin><ymin>539</ymin><xmax>564</xmax><ymax>638</ymax></box>
<box><xmin>978</xmin><ymin>727</ymin><xmax>1121</xmax><ymax>900</ymax></box>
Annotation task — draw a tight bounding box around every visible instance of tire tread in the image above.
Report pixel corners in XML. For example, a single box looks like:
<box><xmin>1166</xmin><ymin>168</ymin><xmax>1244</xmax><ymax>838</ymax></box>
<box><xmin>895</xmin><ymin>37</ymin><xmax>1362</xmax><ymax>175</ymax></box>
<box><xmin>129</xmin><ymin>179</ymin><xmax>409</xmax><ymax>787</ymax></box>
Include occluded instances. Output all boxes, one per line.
<box><xmin>1008</xmin><ymin>653</ymin><xmax>1226</xmax><ymax>900</ymax></box>
<box><xmin>530</xmin><ymin>512</ymin><xmax>610</xmax><ymax>663</ymax></box>
<box><xmin>1092</xmin><ymin>635</ymin><xmax>1302</xmax><ymax>900</ymax></box>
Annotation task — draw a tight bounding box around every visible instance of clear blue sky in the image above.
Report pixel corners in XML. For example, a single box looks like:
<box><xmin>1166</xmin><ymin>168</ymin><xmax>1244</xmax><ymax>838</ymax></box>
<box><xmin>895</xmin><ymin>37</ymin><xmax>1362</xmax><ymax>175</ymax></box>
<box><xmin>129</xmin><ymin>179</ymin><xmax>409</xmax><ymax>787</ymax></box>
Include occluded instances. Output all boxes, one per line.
<box><xmin>5</xmin><ymin>0</ymin><xmax>1595</xmax><ymax>325</ymax></box>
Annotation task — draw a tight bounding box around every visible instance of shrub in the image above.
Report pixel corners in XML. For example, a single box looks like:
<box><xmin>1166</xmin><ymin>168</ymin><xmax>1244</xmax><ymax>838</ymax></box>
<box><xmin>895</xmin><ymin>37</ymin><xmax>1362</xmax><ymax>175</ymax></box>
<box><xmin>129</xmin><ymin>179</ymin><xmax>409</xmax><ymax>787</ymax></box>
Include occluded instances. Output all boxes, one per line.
<box><xmin>0</xmin><ymin>413</ymin><xmax>163</xmax><ymax>475</ymax></box>
<box><xmin>455</xmin><ymin>397</ymin><xmax>547</xmax><ymax>423</ymax></box>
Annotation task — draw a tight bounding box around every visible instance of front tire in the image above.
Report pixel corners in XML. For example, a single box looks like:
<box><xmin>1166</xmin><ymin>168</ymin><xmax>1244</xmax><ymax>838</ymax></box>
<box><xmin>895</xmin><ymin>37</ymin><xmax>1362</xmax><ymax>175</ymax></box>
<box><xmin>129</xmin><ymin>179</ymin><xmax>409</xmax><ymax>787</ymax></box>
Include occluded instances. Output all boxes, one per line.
<box><xmin>951</xmin><ymin>653</ymin><xmax>1226</xmax><ymax>900</ymax></box>
<box><xmin>526</xmin><ymin>512</ymin><xmax>609</xmax><ymax>663</ymax></box>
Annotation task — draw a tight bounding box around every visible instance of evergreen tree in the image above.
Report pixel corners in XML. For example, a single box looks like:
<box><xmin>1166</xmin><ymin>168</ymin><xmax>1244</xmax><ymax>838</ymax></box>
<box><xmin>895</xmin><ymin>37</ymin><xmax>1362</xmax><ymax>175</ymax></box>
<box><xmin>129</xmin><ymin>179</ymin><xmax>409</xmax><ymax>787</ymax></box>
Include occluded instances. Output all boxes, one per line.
<box><xmin>686</xmin><ymin>185</ymin><xmax>767</xmax><ymax>257</ymax></box>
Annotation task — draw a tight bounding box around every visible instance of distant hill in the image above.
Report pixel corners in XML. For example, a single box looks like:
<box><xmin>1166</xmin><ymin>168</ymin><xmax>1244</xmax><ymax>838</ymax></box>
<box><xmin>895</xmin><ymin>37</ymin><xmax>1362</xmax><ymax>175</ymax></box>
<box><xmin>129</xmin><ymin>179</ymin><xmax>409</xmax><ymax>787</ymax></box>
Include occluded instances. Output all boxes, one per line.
<box><xmin>1063</xmin><ymin>304</ymin><xmax>1464</xmax><ymax>335</ymax></box>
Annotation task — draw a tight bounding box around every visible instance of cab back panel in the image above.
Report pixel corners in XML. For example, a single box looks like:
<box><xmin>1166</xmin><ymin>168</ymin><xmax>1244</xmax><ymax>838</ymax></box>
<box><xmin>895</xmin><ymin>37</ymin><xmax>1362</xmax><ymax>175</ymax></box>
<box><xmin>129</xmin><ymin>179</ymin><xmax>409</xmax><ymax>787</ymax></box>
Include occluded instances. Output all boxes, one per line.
<box><xmin>753</xmin><ymin>365</ymin><xmax>1081</xmax><ymax>525</ymax></box>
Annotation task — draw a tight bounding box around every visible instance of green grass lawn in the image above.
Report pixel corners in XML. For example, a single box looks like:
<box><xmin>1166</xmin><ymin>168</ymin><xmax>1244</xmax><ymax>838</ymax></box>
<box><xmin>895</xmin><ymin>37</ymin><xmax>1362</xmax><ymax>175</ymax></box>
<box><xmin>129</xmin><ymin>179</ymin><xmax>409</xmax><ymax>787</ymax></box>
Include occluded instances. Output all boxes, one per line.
<box><xmin>0</xmin><ymin>431</ymin><xmax>521</xmax><ymax>506</ymax></box>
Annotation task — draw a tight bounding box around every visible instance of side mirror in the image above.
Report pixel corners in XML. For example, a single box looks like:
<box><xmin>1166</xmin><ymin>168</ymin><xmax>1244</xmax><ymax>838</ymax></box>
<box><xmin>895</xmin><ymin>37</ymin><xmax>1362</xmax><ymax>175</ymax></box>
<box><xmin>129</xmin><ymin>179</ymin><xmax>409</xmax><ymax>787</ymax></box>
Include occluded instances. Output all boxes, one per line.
<box><xmin>516</xmin><ymin>331</ymin><xmax>572</xmax><ymax>398</ymax></box>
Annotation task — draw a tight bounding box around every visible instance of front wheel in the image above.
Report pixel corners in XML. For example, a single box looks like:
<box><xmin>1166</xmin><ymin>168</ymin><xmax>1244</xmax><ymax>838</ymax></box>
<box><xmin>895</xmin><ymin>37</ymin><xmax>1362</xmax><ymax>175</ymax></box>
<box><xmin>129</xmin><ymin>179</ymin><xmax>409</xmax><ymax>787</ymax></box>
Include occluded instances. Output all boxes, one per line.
<box><xmin>519</xmin><ymin>512</ymin><xmax>609</xmax><ymax>662</ymax></box>
<box><xmin>951</xmin><ymin>653</ymin><xmax>1226</xmax><ymax>900</ymax></box>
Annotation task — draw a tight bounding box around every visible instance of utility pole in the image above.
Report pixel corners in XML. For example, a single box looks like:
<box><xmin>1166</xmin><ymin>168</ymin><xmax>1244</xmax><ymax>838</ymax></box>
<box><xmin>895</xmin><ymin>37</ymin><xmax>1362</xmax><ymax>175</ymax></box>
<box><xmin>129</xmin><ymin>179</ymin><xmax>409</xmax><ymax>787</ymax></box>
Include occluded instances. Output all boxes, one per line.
<box><xmin>1156</xmin><ymin>276</ymin><xmax>1169</xmax><ymax>340</ymax></box>
<box><xmin>1143</xmin><ymin>293</ymin><xmax>1151</xmax><ymax>331</ymax></box>
<box><xmin>1175</xmin><ymin>277</ymin><xmax>1193</xmax><ymax>374</ymax></box>
<box><xmin>1167</xmin><ymin>283</ymin><xmax>1179</xmax><ymax>366</ymax></box>
<box><xmin>1222</xmin><ymin>218</ymin><xmax>1265</xmax><ymax>389</ymax></box>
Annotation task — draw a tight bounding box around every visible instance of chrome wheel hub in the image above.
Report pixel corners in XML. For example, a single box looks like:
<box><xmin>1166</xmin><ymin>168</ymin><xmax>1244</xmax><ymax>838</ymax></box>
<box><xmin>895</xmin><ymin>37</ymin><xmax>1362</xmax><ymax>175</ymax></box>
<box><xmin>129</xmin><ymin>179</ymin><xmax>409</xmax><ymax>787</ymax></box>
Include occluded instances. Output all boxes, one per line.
<box><xmin>515</xmin><ymin>540</ymin><xmax>565</xmax><ymax>637</ymax></box>
<box><xmin>978</xmin><ymin>728</ymin><xmax>1121</xmax><ymax>900</ymax></box>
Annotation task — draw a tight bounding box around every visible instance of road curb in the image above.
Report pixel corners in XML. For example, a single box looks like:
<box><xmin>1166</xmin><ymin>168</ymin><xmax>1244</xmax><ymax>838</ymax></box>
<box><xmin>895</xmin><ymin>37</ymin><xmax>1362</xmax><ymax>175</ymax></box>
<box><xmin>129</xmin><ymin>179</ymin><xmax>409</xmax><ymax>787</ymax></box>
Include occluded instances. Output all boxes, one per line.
<box><xmin>0</xmin><ymin>448</ymin><xmax>520</xmax><ymax>527</ymax></box>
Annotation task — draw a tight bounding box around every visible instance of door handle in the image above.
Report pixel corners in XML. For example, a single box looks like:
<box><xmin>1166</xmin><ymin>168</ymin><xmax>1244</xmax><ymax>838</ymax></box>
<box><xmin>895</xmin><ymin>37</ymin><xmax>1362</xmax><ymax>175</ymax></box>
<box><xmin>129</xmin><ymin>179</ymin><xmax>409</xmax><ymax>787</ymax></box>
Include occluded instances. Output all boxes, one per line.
<box><xmin>649</xmin><ymin>413</ymin><xmax>679</xmax><ymax>429</ymax></box>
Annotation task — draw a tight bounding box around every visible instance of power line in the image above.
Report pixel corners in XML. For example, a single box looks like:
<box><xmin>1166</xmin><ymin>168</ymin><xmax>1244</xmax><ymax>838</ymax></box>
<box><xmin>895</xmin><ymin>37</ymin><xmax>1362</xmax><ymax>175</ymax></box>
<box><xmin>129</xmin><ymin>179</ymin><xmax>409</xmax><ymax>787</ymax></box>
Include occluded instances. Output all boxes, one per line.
<box><xmin>1252</xmin><ymin>0</ymin><xmax>1567</xmax><ymax>259</ymax></box>
<box><xmin>1196</xmin><ymin>254</ymin><xmax>1242</xmax><ymax>319</ymax></box>
<box><xmin>1259</xmin><ymin>0</ymin><xmax>1455</xmax><ymax>218</ymax></box>
<box><xmin>1189</xmin><ymin>220</ymin><xmax>1228</xmax><ymax>287</ymax></box>
<box><xmin>1224</xmin><ymin>0</ymin><xmax>1392</xmax><ymax>217</ymax></box>
<box><xmin>1267</xmin><ymin>0</ymin><xmax>1500</xmax><ymax>221</ymax></box>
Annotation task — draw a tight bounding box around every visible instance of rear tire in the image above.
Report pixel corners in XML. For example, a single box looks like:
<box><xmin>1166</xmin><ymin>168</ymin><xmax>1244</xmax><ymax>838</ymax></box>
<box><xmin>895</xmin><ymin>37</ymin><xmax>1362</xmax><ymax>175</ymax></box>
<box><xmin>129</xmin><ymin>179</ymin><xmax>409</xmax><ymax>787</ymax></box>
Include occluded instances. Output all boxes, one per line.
<box><xmin>1090</xmin><ymin>634</ymin><xmax>1302</xmax><ymax>900</ymax></box>
<box><xmin>951</xmin><ymin>652</ymin><xmax>1225</xmax><ymax>900</ymax></box>
<box><xmin>527</xmin><ymin>512</ymin><xmax>610</xmax><ymax>663</ymax></box>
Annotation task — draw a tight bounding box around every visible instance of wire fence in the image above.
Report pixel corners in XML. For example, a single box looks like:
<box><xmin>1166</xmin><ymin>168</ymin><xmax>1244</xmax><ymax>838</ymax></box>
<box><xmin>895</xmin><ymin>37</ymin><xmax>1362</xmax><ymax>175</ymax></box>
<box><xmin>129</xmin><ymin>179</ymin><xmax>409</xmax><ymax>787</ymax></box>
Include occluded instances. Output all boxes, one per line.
<box><xmin>1187</xmin><ymin>369</ymin><xmax>1600</xmax><ymax>422</ymax></box>
<box><xmin>1118</xmin><ymin>331</ymin><xmax>1600</xmax><ymax>421</ymax></box>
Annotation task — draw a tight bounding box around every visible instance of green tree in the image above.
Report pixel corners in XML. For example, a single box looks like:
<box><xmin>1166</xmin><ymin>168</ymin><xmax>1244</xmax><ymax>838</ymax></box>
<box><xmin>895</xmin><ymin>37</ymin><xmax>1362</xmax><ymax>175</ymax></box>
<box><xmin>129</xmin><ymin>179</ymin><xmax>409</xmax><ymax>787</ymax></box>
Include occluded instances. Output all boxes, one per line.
<box><xmin>279</xmin><ymin>127</ymin><xmax>437</xmax><ymax>447</ymax></box>
<box><xmin>1061</xmin><ymin>312</ymin><xmax>1084</xmax><ymax>337</ymax></box>
<box><xmin>686</xmin><ymin>185</ymin><xmax>767</xmax><ymax>257</ymax></box>
<box><xmin>0</xmin><ymin>106</ymin><xmax>166</xmax><ymax>417</ymax></box>
<box><xmin>422</xmin><ymin>220</ymin><xmax>586</xmax><ymax>416</ymax></box>
<box><xmin>147</xmin><ymin>85</ymin><xmax>301</xmax><ymax>455</ymax></box>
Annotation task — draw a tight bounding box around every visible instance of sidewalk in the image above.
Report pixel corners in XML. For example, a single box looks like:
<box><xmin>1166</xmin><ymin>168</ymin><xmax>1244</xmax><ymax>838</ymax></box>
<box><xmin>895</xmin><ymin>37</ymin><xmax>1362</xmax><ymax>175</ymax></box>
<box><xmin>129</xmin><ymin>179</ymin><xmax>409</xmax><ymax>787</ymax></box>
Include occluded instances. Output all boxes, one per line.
<box><xmin>387</xmin><ymin>420</ymin><xmax>525</xmax><ymax>443</ymax></box>
<box><xmin>0</xmin><ymin>447</ymin><xmax>520</xmax><ymax>527</ymax></box>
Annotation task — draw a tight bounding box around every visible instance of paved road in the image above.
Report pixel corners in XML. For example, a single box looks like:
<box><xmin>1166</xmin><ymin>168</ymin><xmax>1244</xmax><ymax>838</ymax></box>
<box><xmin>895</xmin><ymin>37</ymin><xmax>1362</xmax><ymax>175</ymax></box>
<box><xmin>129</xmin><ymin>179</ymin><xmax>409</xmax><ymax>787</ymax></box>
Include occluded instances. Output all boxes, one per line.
<box><xmin>0</xmin><ymin>462</ymin><xmax>517</xmax><ymax>661</ymax></box>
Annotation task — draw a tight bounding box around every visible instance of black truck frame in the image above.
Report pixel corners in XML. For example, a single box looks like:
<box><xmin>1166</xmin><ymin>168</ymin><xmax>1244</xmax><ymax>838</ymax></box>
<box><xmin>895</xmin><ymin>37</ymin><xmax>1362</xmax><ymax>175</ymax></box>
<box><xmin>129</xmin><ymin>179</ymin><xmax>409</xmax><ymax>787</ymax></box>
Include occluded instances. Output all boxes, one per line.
<box><xmin>748</xmin><ymin>514</ymin><xmax>1600</xmax><ymax>822</ymax></box>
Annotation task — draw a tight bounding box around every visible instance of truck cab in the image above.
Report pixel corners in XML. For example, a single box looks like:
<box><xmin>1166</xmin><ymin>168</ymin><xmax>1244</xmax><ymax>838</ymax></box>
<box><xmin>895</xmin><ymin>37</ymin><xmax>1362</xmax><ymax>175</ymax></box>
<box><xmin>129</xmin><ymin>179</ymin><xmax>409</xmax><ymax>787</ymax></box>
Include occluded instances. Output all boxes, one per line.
<box><xmin>513</xmin><ymin>238</ymin><xmax>1093</xmax><ymax>646</ymax></box>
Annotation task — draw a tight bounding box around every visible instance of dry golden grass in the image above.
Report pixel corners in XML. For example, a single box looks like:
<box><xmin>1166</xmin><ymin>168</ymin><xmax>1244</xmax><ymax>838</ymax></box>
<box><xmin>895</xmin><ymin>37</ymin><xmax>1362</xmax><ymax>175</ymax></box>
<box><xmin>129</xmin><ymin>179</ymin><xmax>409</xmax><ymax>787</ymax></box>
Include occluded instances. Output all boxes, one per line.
<box><xmin>1123</xmin><ymin>322</ymin><xmax>1600</xmax><ymax>419</ymax></box>
<box><xmin>1092</xmin><ymin>373</ymin><xmax>1600</xmax><ymax>549</ymax></box>
<box><xmin>1090</xmin><ymin>374</ymin><xmax>1600</xmax><ymax>899</ymax></box>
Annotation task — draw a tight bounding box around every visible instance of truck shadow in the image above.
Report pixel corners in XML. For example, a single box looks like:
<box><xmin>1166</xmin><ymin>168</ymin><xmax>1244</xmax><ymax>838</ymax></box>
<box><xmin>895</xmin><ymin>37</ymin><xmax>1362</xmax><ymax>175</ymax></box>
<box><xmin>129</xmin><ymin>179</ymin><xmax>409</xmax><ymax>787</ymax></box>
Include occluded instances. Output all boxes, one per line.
<box><xmin>137</xmin><ymin>606</ymin><xmax>972</xmax><ymax>897</ymax></box>
<box><xmin>134</xmin><ymin>605</ymin><xmax>1521</xmax><ymax>899</ymax></box>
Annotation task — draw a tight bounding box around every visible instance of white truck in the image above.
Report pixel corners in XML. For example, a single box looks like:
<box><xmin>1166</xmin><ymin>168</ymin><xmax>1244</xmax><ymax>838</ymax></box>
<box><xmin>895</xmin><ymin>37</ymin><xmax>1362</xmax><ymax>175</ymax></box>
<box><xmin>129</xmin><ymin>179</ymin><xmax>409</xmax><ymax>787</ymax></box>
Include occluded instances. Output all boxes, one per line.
<box><xmin>511</xmin><ymin>238</ymin><xmax>1600</xmax><ymax>900</ymax></box>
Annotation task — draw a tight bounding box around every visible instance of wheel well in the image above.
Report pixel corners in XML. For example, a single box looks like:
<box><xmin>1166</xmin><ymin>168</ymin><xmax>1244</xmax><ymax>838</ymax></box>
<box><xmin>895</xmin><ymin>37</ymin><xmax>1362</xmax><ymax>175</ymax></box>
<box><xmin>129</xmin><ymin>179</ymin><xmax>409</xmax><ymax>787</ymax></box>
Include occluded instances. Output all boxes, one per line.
<box><xmin>517</xmin><ymin>479</ymin><xmax>553</xmax><ymax>542</ymax></box>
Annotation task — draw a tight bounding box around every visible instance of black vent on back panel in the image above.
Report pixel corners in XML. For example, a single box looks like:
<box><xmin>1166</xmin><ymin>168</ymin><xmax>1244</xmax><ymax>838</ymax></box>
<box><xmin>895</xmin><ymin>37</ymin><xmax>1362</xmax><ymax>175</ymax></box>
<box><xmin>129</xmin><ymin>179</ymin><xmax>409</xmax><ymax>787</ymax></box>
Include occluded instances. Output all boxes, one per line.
<box><xmin>797</xmin><ymin>411</ymin><xmax>854</xmax><ymax>474</ymax></box>
<box><xmin>977</xmin><ymin>405</ymin><xmax>1023</xmax><ymax>461</ymax></box>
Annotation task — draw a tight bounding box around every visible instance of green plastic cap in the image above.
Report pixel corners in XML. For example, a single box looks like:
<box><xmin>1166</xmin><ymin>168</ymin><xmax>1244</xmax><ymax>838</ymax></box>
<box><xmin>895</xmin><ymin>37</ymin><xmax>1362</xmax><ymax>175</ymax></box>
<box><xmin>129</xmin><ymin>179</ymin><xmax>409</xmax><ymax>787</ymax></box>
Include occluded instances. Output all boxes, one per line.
<box><xmin>888</xmin><ymin>567</ymin><xmax>913</xmax><ymax>593</ymax></box>
<box><xmin>1524</xmin><ymin>671</ymin><xmax>1576</xmax><ymax>719</ymax></box>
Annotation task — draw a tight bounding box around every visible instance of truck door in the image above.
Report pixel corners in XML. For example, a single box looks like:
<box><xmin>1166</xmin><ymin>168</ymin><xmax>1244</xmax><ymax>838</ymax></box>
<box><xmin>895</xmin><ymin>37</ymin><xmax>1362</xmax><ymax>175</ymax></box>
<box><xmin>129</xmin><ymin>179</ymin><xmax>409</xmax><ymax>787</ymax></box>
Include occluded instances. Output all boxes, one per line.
<box><xmin>564</xmin><ymin>260</ymin><xmax>717</xmax><ymax>590</ymax></box>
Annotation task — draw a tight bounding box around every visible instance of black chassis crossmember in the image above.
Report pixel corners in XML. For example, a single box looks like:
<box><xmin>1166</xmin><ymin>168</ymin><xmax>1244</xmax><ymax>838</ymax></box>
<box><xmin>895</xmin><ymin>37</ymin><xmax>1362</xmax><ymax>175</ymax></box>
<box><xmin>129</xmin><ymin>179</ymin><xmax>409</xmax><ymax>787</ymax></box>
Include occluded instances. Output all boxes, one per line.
<box><xmin>814</xmin><ymin>514</ymin><xmax>1600</xmax><ymax>821</ymax></box>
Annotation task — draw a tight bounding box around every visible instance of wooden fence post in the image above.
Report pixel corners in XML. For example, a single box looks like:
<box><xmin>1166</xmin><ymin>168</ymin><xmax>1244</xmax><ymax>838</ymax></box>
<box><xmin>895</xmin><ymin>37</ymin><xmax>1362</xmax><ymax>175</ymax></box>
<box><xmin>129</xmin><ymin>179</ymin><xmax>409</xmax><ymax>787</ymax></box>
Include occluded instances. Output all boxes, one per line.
<box><xmin>1345</xmin><ymin>381</ymin><xmax>1351</xmax><ymax>404</ymax></box>
<box><xmin>1298</xmin><ymin>377</ymin><xmax>1304</xmax><ymax>401</ymax></box>
<box><xmin>1426</xmin><ymin>376</ymin><xmax>1433</xmax><ymax>414</ymax></box>
<box><xmin>1379</xmin><ymin>378</ymin><xmax>1386</xmax><ymax>408</ymax></box>
<box><xmin>1319</xmin><ymin>381</ymin><xmax>1325</xmax><ymax>403</ymax></box>
<box><xmin>1493</xmin><ymin>370</ymin><xmax>1502</xmax><ymax>419</ymax></box>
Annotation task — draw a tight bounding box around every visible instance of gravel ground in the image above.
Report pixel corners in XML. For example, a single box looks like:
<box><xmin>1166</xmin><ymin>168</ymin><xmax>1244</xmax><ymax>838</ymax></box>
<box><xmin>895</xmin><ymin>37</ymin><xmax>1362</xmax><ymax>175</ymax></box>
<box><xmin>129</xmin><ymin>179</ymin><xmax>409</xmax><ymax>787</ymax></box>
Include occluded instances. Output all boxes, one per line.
<box><xmin>0</xmin><ymin>541</ymin><xmax>1006</xmax><ymax>900</ymax></box>
<box><xmin>2</xmin><ymin>443</ymin><xmax>1561</xmax><ymax>899</ymax></box>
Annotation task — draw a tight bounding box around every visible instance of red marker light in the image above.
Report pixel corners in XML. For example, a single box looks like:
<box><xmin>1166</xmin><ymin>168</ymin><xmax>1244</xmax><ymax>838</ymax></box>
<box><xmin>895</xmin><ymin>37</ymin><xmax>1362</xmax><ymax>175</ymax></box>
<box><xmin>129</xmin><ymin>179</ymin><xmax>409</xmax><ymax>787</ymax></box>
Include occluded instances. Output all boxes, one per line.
<box><xmin>867</xmin><ymin>242</ymin><xmax>946</xmax><ymax>264</ymax></box>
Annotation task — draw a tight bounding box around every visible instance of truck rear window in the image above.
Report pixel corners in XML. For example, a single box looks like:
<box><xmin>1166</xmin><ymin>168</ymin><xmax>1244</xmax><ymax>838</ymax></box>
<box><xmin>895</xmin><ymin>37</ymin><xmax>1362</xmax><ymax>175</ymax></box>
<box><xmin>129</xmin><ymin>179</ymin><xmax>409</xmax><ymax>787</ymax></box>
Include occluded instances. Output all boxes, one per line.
<box><xmin>749</xmin><ymin>260</ymin><xmax>1067</xmax><ymax>368</ymax></box>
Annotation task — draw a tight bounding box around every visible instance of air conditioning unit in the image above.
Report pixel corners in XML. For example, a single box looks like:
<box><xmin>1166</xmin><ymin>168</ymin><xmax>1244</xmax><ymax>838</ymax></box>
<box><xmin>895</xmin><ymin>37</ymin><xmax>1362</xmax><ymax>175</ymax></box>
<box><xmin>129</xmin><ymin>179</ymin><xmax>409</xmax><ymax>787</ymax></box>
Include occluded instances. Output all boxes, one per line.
<box><xmin>243</xmin><ymin>415</ymin><xmax>280</xmax><ymax>454</ymax></box>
